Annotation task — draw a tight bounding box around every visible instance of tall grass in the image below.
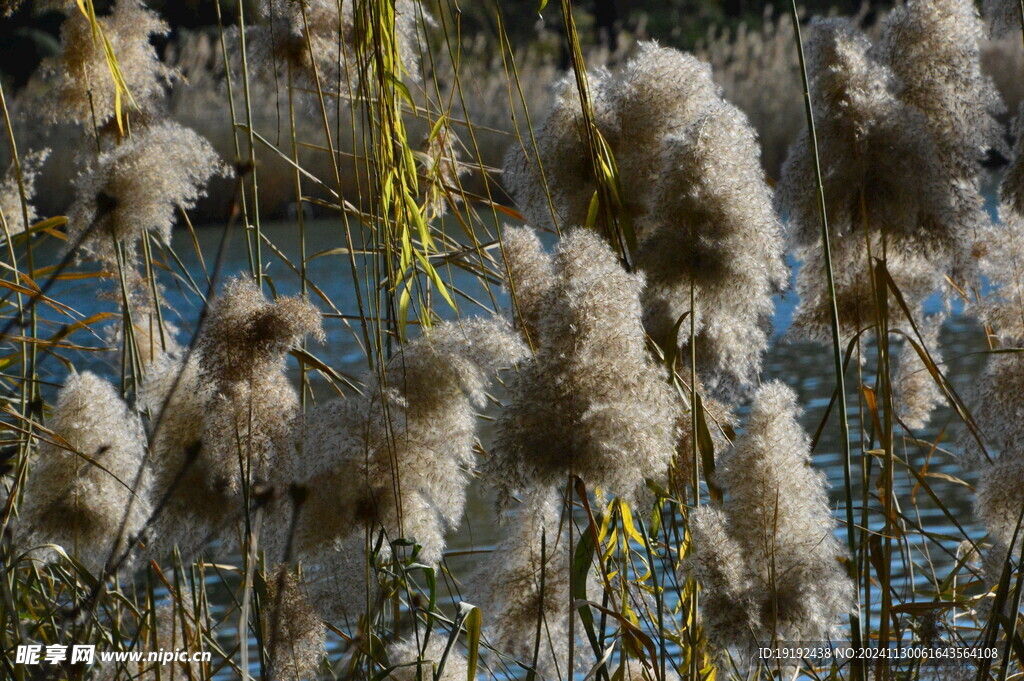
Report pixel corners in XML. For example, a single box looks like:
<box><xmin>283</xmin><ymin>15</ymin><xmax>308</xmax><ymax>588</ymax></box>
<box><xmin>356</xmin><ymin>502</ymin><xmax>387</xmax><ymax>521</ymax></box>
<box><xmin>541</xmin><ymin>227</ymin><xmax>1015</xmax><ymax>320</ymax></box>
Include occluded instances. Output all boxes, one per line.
<box><xmin>1</xmin><ymin>1</ymin><xmax>1024</xmax><ymax>681</ymax></box>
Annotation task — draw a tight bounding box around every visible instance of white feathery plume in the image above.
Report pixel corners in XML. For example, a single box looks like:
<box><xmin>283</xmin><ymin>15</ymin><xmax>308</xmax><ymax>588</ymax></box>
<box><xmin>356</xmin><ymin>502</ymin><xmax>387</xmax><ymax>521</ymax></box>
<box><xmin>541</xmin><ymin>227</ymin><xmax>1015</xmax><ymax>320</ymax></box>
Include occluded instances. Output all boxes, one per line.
<box><xmin>66</xmin><ymin>121</ymin><xmax>226</xmax><ymax>265</ymax></box>
<box><xmin>639</xmin><ymin>101</ymin><xmax>787</xmax><ymax>397</ymax></box>
<box><xmin>467</xmin><ymin>492</ymin><xmax>573</xmax><ymax>679</ymax></box>
<box><xmin>264</xmin><ymin>564</ymin><xmax>327</xmax><ymax>681</ymax></box>
<box><xmin>276</xmin><ymin>317</ymin><xmax>526</xmax><ymax>567</ymax></box>
<box><xmin>893</xmin><ymin>316</ymin><xmax>946</xmax><ymax>431</ymax></box>
<box><xmin>878</xmin><ymin>0</ymin><xmax>1005</xmax><ymax>279</ymax></box>
<box><xmin>491</xmin><ymin>227</ymin><xmax>681</xmax><ymax>507</ymax></box>
<box><xmin>17</xmin><ymin>371</ymin><xmax>150</xmax><ymax>575</ymax></box>
<box><xmin>0</xmin><ymin>149</ymin><xmax>49</xmax><ymax>237</ymax></box>
<box><xmin>387</xmin><ymin>636</ymin><xmax>469</xmax><ymax>681</ymax></box>
<box><xmin>688</xmin><ymin>382</ymin><xmax>851</xmax><ymax>651</ymax></box>
<box><xmin>40</xmin><ymin>0</ymin><xmax>176</xmax><ymax>126</ymax></box>
<box><xmin>503</xmin><ymin>43</ymin><xmax>786</xmax><ymax>398</ymax></box>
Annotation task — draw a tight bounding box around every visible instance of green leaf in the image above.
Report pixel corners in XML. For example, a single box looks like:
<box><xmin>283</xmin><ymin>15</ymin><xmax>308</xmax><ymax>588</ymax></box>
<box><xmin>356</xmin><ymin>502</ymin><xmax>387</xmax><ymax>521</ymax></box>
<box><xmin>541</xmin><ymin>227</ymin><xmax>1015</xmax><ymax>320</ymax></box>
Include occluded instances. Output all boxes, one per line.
<box><xmin>693</xmin><ymin>392</ymin><xmax>721</xmax><ymax>503</ymax></box>
<box><xmin>465</xmin><ymin>605</ymin><xmax>482</xmax><ymax>680</ymax></box>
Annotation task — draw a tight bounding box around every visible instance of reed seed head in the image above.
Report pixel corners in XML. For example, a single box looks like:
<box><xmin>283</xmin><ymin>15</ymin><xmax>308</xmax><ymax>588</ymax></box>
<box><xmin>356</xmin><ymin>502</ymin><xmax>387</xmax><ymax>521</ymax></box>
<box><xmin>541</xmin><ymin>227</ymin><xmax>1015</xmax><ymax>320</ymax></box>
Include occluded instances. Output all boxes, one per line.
<box><xmin>17</xmin><ymin>371</ymin><xmax>151</xmax><ymax>575</ymax></box>
<box><xmin>387</xmin><ymin>636</ymin><xmax>469</xmax><ymax>681</ymax></box>
<box><xmin>41</xmin><ymin>0</ymin><xmax>176</xmax><ymax>126</ymax></box>
<box><xmin>67</xmin><ymin>121</ymin><xmax>226</xmax><ymax>265</ymax></box>
<box><xmin>264</xmin><ymin>564</ymin><xmax>327</xmax><ymax>681</ymax></box>
<box><xmin>893</xmin><ymin>316</ymin><xmax>946</xmax><ymax>431</ymax></box>
<box><xmin>0</xmin><ymin>149</ymin><xmax>48</xmax><ymax>237</ymax></box>
<box><xmin>467</xmin><ymin>491</ymin><xmax>573</xmax><ymax>680</ymax></box>
<box><xmin>491</xmin><ymin>227</ymin><xmax>681</xmax><ymax>508</ymax></box>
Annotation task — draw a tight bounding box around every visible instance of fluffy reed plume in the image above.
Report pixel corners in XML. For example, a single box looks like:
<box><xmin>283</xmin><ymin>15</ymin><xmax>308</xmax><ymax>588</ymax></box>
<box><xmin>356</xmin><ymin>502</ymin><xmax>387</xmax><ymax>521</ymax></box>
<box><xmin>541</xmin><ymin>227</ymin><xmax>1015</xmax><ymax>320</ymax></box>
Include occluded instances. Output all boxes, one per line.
<box><xmin>387</xmin><ymin>636</ymin><xmax>469</xmax><ymax>681</ymax></box>
<box><xmin>278</xmin><ymin>317</ymin><xmax>526</xmax><ymax>566</ymax></box>
<box><xmin>138</xmin><ymin>594</ymin><xmax>204</xmax><ymax>680</ymax></box>
<box><xmin>16</xmin><ymin>371</ymin><xmax>150</xmax><ymax>574</ymax></box>
<box><xmin>974</xmin><ymin>452</ymin><xmax>1024</xmax><ymax>619</ymax></box>
<box><xmin>299</xmin><ymin>536</ymin><xmax>380</xmax><ymax>625</ymax></box>
<box><xmin>961</xmin><ymin>350</ymin><xmax>1024</xmax><ymax>465</ymax></box>
<box><xmin>608</xmin><ymin>43</ymin><xmax>721</xmax><ymax>202</ymax></box>
<box><xmin>790</xmin><ymin>234</ymin><xmax>944</xmax><ymax>343</ymax></box>
<box><xmin>66</xmin><ymin>121</ymin><xmax>225</xmax><ymax>264</ymax></box>
<box><xmin>140</xmin><ymin>279</ymin><xmax>321</xmax><ymax>560</ymax></box>
<box><xmin>468</xmin><ymin>492</ymin><xmax>572</xmax><ymax>679</ymax></box>
<box><xmin>503</xmin><ymin>44</ymin><xmax>717</xmax><ymax>233</ymax></box>
<box><xmin>880</xmin><ymin>0</ymin><xmax>1005</xmax><ymax>180</ymax></box>
<box><xmin>500</xmin><ymin>225</ymin><xmax>556</xmax><ymax>345</ymax></box>
<box><xmin>999</xmin><ymin>106</ymin><xmax>1024</xmax><ymax>229</ymax></box>
<box><xmin>40</xmin><ymin>0</ymin><xmax>176</xmax><ymax>126</ymax></box>
<box><xmin>491</xmin><ymin>227</ymin><xmax>680</xmax><ymax>507</ymax></box>
<box><xmin>196</xmin><ymin>276</ymin><xmax>321</xmax><ymax>498</ymax></box>
<box><xmin>977</xmin><ymin>108</ymin><xmax>1024</xmax><ymax>343</ymax></box>
<box><xmin>780</xmin><ymin>19</ymin><xmax>952</xmax><ymax>248</ymax></box>
<box><xmin>638</xmin><ymin>102</ymin><xmax>787</xmax><ymax>397</ymax></box>
<box><xmin>0</xmin><ymin>149</ymin><xmax>49</xmax><ymax>237</ymax></box>
<box><xmin>264</xmin><ymin>565</ymin><xmax>327</xmax><ymax>681</ymax></box>
<box><xmin>684</xmin><ymin>507</ymin><xmax>758</xmax><ymax>650</ymax></box>
<box><xmin>879</xmin><ymin>0</ymin><xmax>1004</xmax><ymax>277</ymax></box>
<box><xmin>253</xmin><ymin>0</ymin><xmax>426</xmax><ymax>91</ymax></box>
<box><xmin>503</xmin><ymin>44</ymin><xmax>786</xmax><ymax>396</ymax></box>
<box><xmin>501</xmin><ymin>66</ymin><xmax>616</xmax><ymax>232</ymax></box>
<box><xmin>893</xmin><ymin>317</ymin><xmax>946</xmax><ymax>431</ymax></box>
<box><xmin>975</xmin><ymin>454</ymin><xmax>1024</xmax><ymax>562</ymax></box>
<box><xmin>779</xmin><ymin>18</ymin><xmax>954</xmax><ymax>341</ymax></box>
<box><xmin>688</xmin><ymin>382</ymin><xmax>850</xmax><ymax>650</ymax></box>
<box><xmin>136</xmin><ymin>352</ymin><xmax>216</xmax><ymax>560</ymax></box>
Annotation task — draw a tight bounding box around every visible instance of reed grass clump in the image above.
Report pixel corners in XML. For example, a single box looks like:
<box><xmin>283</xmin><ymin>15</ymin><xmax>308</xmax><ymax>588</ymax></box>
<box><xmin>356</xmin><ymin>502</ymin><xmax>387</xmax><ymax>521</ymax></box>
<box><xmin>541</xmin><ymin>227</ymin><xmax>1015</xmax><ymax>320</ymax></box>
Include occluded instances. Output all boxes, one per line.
<box><xmin>5</xmin><ymin>0</ymin><xmax>1024</xmax><ymax>679</ymax></box>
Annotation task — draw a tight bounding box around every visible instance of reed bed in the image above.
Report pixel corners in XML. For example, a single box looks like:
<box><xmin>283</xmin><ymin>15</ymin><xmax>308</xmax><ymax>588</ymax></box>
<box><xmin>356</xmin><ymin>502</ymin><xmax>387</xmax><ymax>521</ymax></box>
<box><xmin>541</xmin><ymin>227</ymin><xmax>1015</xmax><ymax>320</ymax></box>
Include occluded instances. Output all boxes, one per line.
<box><xmin>1</xmin><ymin>1</ymin><xmax>1024</xmax><ymax>681</ymax></box>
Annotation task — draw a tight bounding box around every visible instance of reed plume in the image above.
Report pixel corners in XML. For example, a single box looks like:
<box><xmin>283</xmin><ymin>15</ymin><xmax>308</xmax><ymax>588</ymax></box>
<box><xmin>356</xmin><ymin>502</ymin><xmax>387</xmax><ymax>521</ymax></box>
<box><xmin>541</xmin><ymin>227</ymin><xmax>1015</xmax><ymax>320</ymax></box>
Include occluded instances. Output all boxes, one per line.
<box><xmin>688</xmin><ymin>382</ymin><xmax>850</xmax><ymax>651</ymax></box>
<box><xmin>66</xmin><ymin>121</ymin><xmax>226</xmax><ymax>266</ymax></box>
<box><xmin>299</xmin><ymin>536</ymin><xmax>380</xmax><ymax>625</ymax></box>
<box><xmin>40</xmin><ymin>0</ymin><xmax>176</xmax><ymax>127</ymax></box>
<box><xmin>638</xmin><ymin>101</ymin><xmax>787</xmax><ymax>397</ymax></box>
<box><xmin>253</xmin><ymin>0</ymin><xmax>427</xmax><ymax>92</ymax></box>
<box><xmin>879</xmin><ymin>0</ymin><xmax>1005</xmax><ymax>279</ymax></box>
<box><xmin>139</xmin><ymin>593</ymin><xmax>204</xmax><ymax>680</ymax></box>
<box><xmin>503</xmin><ymin>43</ymin><xmax>786</xmax><ymax>398</ymax></box>
<box><xmin>467</xmin><ymin>491</ymin><xmax>573</xmax><ymax>679</ymax></box>
<box><xmin>893</xmin><ymin>316</ymin><xmax>946</xmax><ymax>431</ymax></box>
<box><xmin>17</xmin><ymin>371</ymin><xmax>150</xmax><ymax>575</ymax></box>
<box><xmin>490</xmin><ymin>227</ymin><xmax>680</xmax><ymax>508</ymax></box>
<box><xmin>264</xmin><ymin>564</ymin><xmax>327</xmax><ymax>681</ymax></box>
<box><xmin>387</xmin><ymin>636</ymin><xmax>468</xmax><ymax>681</ymax></box>
<box><xmin>0</xmin><ymin>149</ymin><xmax>48</xmax><ymax>237</ymax></box>
<box><xmin>778</xmin><ymin>18</ymin><xmax>955</xmax><ymax>342</ymax></box>
<box><xmin>141</xmin><ymin>278</ymin><xmax>321</xmax><ymax>560</ymax></box>
<box><xmin>277</xmin><ymin>317</ymin><xmax>525</xmax><ymax>567</ymax></box>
